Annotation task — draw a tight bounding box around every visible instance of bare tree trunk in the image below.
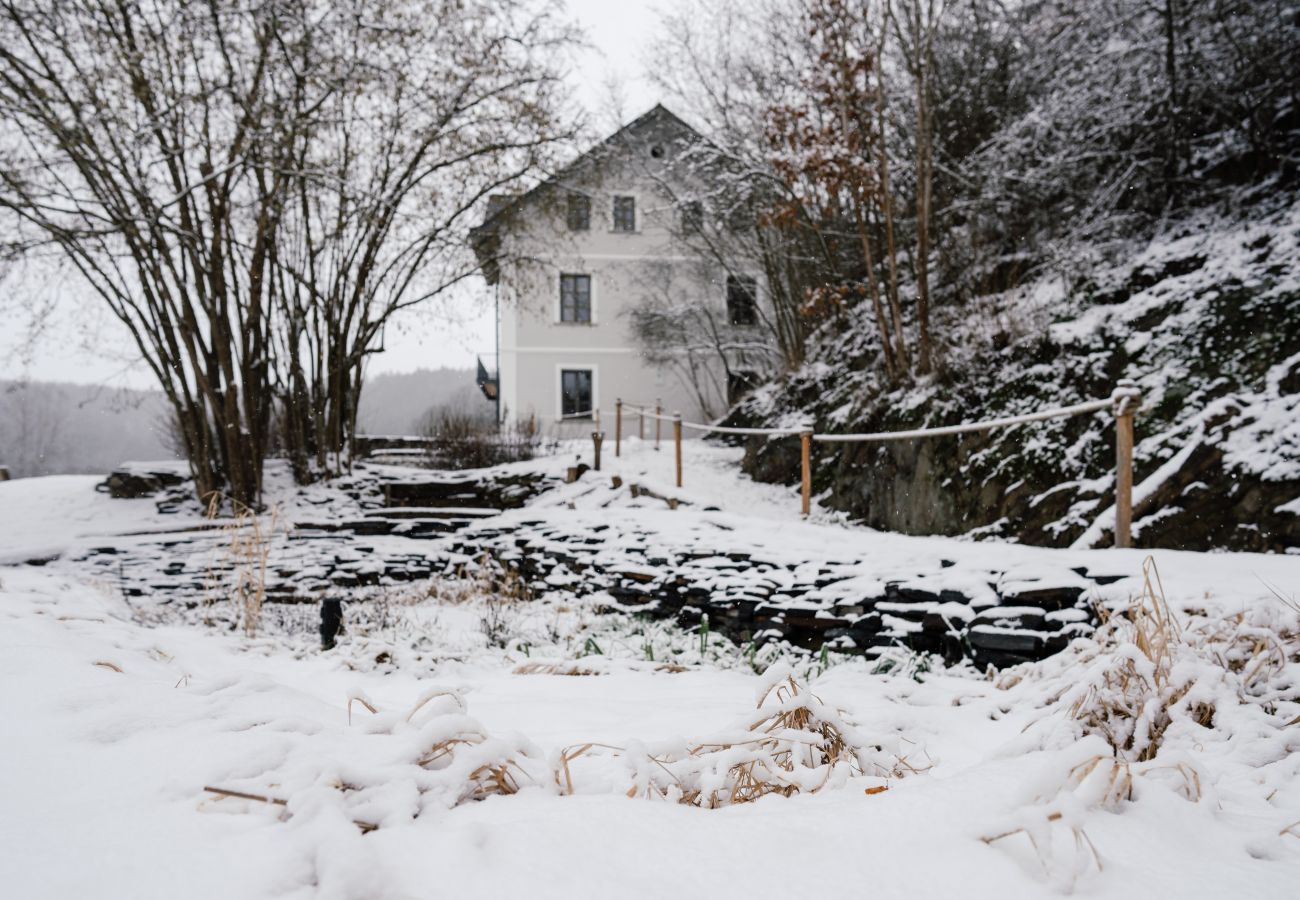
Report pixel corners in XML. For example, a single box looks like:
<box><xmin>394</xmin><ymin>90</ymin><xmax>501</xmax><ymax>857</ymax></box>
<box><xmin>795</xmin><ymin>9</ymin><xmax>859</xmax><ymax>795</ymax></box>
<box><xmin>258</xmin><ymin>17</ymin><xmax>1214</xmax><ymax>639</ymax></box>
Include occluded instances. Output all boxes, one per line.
<box><xmin>1162</xmin><ymin>0</ymin><xmax>1183</xmax><ymax>201</ymax></box>
<box><xmin>854</xmin><ymin>203</ymin><xmax>897</xmax><ymax>378</ymax></box>
<box><xmin>875</xmin><ymin>41</ymin><xmax>910</xmax><ymax>375</ymax></box>
<box><xmin>914</xmin><ymin>61</ymin><xmax>934</xmax><ymax>375</ymax></box>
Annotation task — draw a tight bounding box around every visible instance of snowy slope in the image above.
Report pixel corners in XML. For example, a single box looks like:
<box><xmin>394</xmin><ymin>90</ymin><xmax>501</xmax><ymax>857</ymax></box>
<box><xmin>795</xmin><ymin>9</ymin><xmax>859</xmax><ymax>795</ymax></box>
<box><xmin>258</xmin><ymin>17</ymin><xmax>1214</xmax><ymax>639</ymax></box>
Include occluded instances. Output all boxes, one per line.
<box><xmin>732</xmin><ymin>198</ymin><xmax>1300</xmax><ymax>552</ymax></box>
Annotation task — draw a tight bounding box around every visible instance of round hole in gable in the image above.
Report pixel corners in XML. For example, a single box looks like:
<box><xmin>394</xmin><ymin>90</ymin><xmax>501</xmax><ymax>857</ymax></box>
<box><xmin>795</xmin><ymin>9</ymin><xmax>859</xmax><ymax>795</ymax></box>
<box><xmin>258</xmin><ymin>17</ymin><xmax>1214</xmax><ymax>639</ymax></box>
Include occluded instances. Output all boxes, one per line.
<box><xmin>650</xmin><ymin>144</ymin><xmax>665</xmax><ymax>159</ymax></box>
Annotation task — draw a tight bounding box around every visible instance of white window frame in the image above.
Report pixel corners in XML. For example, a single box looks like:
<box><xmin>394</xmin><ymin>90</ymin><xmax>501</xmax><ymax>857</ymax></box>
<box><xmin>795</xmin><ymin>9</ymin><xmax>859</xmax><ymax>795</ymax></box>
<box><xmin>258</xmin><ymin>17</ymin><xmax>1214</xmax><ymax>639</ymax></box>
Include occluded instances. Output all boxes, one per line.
<box><xmin>609</xmin><ymin>192</ymin><xmax>640</xmax><ymax>234</ymax></box>
<box><xmin>555</xmin><ymin>363</ymin><xmax>598</xmax><ymax>421</ymax></box>
<box><xmin>556</xmin><ymin>271</ymin><xmax>597</xmax><ymax>325</ymax></box>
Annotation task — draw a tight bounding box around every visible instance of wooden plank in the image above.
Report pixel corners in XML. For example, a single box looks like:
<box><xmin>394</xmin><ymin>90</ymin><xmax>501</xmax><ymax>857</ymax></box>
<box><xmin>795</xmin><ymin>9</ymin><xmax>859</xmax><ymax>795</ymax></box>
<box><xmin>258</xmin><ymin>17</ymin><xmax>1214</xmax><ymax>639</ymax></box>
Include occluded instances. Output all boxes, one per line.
<box><xmin>1115</xmin><ymin>407</ymin><xmax>1134</xmax><ymax>548</ymax></box>
<box><xmin>674</xmin><ymin>414</ymin><xmax>683</xmax><ymax>488</ymax></box>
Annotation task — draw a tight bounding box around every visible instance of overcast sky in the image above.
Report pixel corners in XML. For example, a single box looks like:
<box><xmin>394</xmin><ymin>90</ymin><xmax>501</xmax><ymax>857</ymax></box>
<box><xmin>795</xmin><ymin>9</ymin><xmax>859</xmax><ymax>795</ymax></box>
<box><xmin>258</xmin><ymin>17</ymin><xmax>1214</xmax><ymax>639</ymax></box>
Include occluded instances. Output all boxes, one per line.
<box><xmin>0</xmin><ymin>0</ymin><xmax>663</xmax><ymax>388</ymax></box>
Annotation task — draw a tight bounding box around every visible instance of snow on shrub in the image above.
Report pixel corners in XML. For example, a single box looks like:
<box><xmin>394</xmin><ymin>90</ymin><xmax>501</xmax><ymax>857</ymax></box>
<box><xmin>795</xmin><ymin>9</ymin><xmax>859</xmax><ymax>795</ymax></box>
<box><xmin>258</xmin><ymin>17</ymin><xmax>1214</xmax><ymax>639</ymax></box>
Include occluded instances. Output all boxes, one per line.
<box><xmin>555</xmin><ymin>665</ymin><xmax>909</xmax><ymax>807</ymax></box>
<box><xmin>983</xmin><ymin>557</ymin><xmax>1300</xmax><ymax>885</ymax></box>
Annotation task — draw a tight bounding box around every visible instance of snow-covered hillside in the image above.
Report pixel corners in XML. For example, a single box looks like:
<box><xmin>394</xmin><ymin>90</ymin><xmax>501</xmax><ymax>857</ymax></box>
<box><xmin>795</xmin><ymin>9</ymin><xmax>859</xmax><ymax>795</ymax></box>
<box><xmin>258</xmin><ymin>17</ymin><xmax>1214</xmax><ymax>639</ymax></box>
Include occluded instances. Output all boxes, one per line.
<box><xmin>733</xmin><ymin>198</ymin><xmax>1300</xmax><ymax>553</ymax></box>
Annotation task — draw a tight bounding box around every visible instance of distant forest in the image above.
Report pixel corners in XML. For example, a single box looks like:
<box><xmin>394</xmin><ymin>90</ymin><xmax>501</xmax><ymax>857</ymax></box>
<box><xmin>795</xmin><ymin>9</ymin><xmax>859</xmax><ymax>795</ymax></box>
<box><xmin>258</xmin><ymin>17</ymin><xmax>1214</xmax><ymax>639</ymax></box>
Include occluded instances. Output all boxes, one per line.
<box><xmin>1</xmin><ymin>368</ymin><xmax>481</xmax><ymax>478</ymax></box>
<box><xmin>0</xmin><ymin>380</ymin><xmax>174</xmax><ymax>478</ymax></box>
<box><xmin>355</xmin><ymin>367</ymin><xmax>488</xmax><ymax>435</ymax></box>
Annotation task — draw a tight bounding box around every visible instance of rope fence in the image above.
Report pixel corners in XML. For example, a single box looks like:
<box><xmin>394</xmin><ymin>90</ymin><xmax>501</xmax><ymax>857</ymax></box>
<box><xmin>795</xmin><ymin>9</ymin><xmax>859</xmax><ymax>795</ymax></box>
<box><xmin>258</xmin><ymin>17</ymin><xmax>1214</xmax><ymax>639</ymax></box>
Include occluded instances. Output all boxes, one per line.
<box><xmin>573</xmin><ymin>380</ymin><xmax>1143</xmax><ymax>549</ymax></box>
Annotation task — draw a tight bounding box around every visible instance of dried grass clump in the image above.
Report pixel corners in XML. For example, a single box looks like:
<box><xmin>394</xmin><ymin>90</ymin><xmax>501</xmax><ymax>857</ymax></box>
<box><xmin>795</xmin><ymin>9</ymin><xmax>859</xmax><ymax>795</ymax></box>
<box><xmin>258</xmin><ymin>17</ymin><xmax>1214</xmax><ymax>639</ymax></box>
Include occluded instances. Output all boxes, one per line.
<box><xmin>982</xmin><ymin>750</ymin><xmax>1204</xmax><ymax>884</ymax></box>
<box><xmin>556</xmin><ymin>666</ymin><xmax>907</xmax><ymax>808</ymax></box>
<box><xmin>204</xmin><ymin>493</ymin><xmax>284</xmax><ymax>637</ymax></box>
<box><xmin>370</xmin><ymin>687</ymin><xmax>547</xmax><ymax>807</ymax></box>
<box><xmin>511</xmin><ymin>659</ymin><xmax>688</xmax><ymax>676</ymax></box>
<box><xmin>209</xmin><ymin>687</ymin><xmax>547</xmax><ymax>832</ymax></box>
<box><xmin>422</xmin><ymin>553</ymin><xmax>531</xmax><ymax>606</ymax></box>
<box><xmin>1068</xmin><ymin>557</ymin><xmax>1213</xmax><ymax>761</ymax></box>
<box><xmin>418</xmin><ymin>554</ymin><xmax>532</xmax><ymax>649</ymax></box>
<box><xmin>512</xmin><ymin>661</ymin><xmax>604</xmax><ymax>676</ymax></box>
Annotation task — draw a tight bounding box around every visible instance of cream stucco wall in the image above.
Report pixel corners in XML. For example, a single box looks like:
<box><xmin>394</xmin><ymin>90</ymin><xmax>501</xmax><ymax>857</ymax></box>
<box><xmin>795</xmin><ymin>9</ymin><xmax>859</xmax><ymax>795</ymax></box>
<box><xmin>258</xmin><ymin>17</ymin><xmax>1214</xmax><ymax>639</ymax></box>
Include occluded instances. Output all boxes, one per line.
<box><xmin>492</xmin><ymin>138</ymin><xmax>766</xmax><ymax>439</ymax></box>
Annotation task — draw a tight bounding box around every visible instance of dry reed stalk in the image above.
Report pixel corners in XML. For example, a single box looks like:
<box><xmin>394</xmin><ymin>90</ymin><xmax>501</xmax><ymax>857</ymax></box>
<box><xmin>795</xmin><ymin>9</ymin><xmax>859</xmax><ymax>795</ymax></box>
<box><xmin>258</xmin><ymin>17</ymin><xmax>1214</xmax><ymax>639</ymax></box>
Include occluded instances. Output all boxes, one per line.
<box><xmin>510</xmin><ymin>659</ymin><xmax>685</xmax><ymax>676</ymax></box>
<box><xmin>416</xmin><ymin>729</ymin><xmax>539</xmax><ymax>803</ymax></box>
<box><xmin>348</xmin><ymin>695</ymin><xmax>379</xmax><ymax>725</ymax></box>
<box><xmin>400</xmin><ymin>690</ymin><xmax>542</xmax><ymax>803</ymax></box>
<box><xmin>1069</xmin><ymin>556</ymin><xmax>1200</xmax><ymax>761</ymax></box>
<box><xmin>982</xmin><ymin>810</ymin><xmax>1104</xmax><ymax>877</ymax></box>
<box><xmin>982</xmin><ymin>751</ymin><xmax>1201</xmax><ymax>880</ymax></box>
<box><xmin>1067</xmin><ymin>555</ymin><xmax>1297</xmax><ymax>763</ymax></box>
<box><xmin>202</xmin><ymin>786</ymin><xmax>377</xmax><ymax>832</ymax></box>
<box><xmin>556</xmin><ymin>670</ymin><xmax>897</xmax><ymax>807</ymax></box>
<box><xmin>513</xmin><ymin>661</ymin><xmax>604</xmax><ymax>676</ymax></box>
<box><xmin>201</xmin><ymin>492</ymin><xmax>284</xmax><ymax>637</ymax></box>
<box><xmin>424</xmin><ymin>553</ymin><xmax>531</xmax><ymax>606</ymax></box>
<box><xmin>92</xmin><ymin>660</ymin><xmax>123</xmax><ymax>672</ymax></box>
<box><xmin>405</xmin><ymin>689</ymin><xmax>465</xmax><ymax>723</ymax></box>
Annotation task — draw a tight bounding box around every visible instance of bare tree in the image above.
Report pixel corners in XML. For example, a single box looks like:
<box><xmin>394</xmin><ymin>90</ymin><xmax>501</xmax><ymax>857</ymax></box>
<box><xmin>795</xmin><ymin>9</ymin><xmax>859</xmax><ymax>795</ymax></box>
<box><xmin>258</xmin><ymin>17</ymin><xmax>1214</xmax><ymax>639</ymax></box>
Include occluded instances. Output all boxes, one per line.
<box><xmin>765</xmin><ymin>0</ymin><xmax>912</xmax><ymax>379</ymax></box>
<box><xmin>267</xmin><ymin>0</ymin><xmax>576</xmax><ymax>481</ymax></box>
<box><xmin>889</xmin><ymin>0</ymin><xmax>944</xmax><ymax>374</ymax></box>
<box><xmin>0</xmin><ymin>0</ymin><xmax>300</xmax><ymax>504</ymax></box>
<box><xmin>0</xmin><ymin>0</ymin><xmax>576</xmax><ymax>502</ymax></box>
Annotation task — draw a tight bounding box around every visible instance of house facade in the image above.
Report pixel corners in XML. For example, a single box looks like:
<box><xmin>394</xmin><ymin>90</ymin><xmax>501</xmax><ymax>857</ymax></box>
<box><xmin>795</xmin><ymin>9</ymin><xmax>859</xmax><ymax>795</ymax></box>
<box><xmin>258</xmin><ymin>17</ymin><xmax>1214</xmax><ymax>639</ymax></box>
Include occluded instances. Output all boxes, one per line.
<box><xmin>472</xmin><ymin>105</ymin><xmax>770</xmax><ymax>437</ymax></box>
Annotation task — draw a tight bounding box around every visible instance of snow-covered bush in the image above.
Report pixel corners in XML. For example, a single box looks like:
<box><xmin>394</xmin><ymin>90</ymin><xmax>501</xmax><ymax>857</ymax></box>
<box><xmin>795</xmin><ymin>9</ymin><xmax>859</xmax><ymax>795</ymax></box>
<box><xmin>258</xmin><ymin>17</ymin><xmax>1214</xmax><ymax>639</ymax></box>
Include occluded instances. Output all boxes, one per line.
<box><xmin>556</xmin><ymin>665</ymin><xmax>908</xmax><ymax>807</ymax></box>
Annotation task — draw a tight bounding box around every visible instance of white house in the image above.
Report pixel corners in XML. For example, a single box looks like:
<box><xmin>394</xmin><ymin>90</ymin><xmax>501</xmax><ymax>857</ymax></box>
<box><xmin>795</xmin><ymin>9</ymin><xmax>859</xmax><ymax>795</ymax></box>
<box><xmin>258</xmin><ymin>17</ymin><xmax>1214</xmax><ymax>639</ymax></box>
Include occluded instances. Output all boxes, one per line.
<box><xmin>471</xmin><ymin>105</ymin><xmax>771</xmax><ymax>437</ymax></box>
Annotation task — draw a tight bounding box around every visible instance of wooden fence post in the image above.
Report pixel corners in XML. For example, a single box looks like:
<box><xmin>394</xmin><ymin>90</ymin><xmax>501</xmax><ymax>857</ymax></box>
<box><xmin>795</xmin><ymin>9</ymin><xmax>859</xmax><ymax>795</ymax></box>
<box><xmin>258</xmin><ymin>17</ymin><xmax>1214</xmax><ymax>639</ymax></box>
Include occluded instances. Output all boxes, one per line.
<box><xmin>592</xmin><ymin>432</ymin><xmax>604</xmax><ymax>471</ymax></box>
<box><xmin>638</xmin><ymin>405</ymin><xmax>645</xmax><ymax>441</ymax></box>
<box><xmin>615</xmin><ymin>398</ymin><xmax>622</xmax><ymax>458</ymax></box>
<box><xmin>655</xmin><ymin>399</ymin><xmax>662</xmax><ymax>451</ymax></box>
<box><xmin>1113</xmin><ymin>381</ymin><xmax>1140</xmax><ymax>549</ymax></box>
<box><xmin>673</xmin><ymin>413</ymin><xmax>683</xmax><ymax>488</ymax></box>
<box><xmin>800</xmin><ymin>430</ymin><xmax>812</xmax><ymax>517</ymax></box>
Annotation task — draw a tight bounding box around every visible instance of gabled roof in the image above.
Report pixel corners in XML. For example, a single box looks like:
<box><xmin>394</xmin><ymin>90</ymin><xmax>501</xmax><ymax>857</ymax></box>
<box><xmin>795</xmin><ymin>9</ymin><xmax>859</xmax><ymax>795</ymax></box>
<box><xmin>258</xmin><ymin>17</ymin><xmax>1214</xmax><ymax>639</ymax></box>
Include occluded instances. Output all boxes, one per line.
<box><xmin>471</xmin><ymin>104</ymin><xmax>706</xmax><ymax>282</ymax></box>
<box><xmin>478</xmin><ymin>104</ymin><xmax>704</xmax><ymax>231</ymax></box>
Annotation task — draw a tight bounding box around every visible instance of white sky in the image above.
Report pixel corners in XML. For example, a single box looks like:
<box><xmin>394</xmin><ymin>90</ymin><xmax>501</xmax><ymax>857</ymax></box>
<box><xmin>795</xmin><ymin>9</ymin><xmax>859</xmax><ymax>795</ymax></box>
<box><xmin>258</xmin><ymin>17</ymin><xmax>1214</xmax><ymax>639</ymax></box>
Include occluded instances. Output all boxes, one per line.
<box><xmin>0</xmin><ymin>0</ymin><xmax>663</xmax><ymax>388</ymax></box>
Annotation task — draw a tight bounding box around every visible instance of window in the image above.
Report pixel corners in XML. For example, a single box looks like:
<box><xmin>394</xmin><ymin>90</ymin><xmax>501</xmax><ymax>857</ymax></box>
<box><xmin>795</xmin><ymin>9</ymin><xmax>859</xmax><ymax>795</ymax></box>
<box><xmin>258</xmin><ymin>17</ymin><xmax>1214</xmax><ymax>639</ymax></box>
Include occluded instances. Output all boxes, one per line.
<box><xmin>560</xmin><ymin>274</ymin><xmax>591</xmax><ymax>323</ymax></box>
<box><xmin>561</xmin><ymin>369</ymin><xmax>593</xmax><ymax>419</ymax></box>
<box><xmin>612</xmin><ymin>195</ymin><xmax>636</xmax><ymax>232</ymax></box>
<box><xmin>566</xmin><ymin>193</ymin><xmax>590</xmax><ymax>231</ymax></box>
<box><xmin>726</xmin><ymin>274</ymin><xmax>758</xmax><ymax>326</ymax></box>
<box><xmin>681</xmin><ymin>200</ymin><xmax>704</xmax><ymax>233</ymax></box>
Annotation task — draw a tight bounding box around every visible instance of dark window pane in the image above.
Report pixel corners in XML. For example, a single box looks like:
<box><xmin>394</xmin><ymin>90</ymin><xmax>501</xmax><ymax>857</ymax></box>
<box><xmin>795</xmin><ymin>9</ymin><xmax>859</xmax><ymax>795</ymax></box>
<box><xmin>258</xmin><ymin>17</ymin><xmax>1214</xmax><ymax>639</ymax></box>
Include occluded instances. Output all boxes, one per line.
<box><xmin>561</xmin><ymin>369</ymin><xmax>593</xmax><ymax>418</ymax></box>
<box><xmin>567</xmin><ymin>193</ymin><xmax>590</xmax><ymax>231</ymax></box>
<box><xmin>560</xmin><ymin>274</ymin><xmax>591</xmax><ymax>322</ymax></box>
<box><xmin>612</xmin><ymin>195</ymin><xmax>636</xmax><ymax>232</ymax></box>
<box><xmin>681</xmin><ymin>200</ymin><xmax>704</xmax><ymax>232</ymax></box>
<box><xmin>726</xmin><ymin>275</ymin><xmax>758</xmax><ymax>326</ymax></box>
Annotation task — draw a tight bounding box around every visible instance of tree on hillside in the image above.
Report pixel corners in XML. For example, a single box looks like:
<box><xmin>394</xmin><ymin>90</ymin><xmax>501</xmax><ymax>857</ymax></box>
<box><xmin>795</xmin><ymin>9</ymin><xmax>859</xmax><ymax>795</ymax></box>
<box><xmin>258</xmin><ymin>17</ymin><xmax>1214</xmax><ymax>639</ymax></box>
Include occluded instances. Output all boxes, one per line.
<box><xmin>650</xmin><ymin>0</ymin><xmax>1299</xmax><ymax>396</ymax></box>
<box><xmin>0</xmin><ymin>0</ymin><xmax>575</xmax><ymax>505</ymax></box>
<box><xmin>648</xmin><ymin>0</ymin><xmax>945</xmax><ymax>385</ymax></box>
<box><xmin>765</xmin><ymin>0</ymin><xmax>911</xmax><ymax>379</ymax></box>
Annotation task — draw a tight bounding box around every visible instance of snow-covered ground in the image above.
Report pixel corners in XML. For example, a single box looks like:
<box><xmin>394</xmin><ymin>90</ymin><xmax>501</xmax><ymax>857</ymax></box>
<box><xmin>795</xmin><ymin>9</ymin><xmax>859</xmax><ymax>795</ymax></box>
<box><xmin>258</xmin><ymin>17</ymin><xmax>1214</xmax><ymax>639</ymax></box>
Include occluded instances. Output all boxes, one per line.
<box><xmin>3</xmin><ymin>447</ymin><xmax>1300</xmax><ymax>898</ymax></box>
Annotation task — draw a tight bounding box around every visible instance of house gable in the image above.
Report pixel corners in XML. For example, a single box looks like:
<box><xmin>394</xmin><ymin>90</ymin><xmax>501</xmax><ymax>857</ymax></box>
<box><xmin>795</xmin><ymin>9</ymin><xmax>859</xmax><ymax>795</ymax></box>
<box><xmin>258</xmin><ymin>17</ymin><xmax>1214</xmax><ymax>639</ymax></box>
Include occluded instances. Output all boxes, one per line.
<box><xmin>471</xmin><ymin>104</ymin><xmax>710</xmax><ymax>283</ymax></box>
